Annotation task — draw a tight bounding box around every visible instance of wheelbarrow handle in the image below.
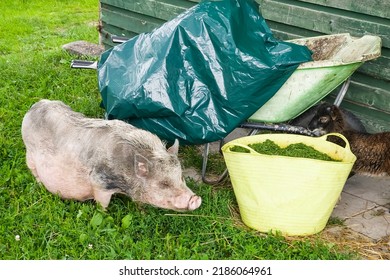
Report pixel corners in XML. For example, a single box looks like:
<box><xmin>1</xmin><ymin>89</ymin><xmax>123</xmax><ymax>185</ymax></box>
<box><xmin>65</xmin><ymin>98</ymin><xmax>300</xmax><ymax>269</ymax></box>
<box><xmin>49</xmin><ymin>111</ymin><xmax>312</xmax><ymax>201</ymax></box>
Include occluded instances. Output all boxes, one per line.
<box><xmin>70</xmin><ymin>60</ymin><xmax>98</xmax><ymax>70</ymax></box>
<box><xmin>111</xmin><ymin>35</ymin><xmax>129</xmax><ymax>44</ymax></box>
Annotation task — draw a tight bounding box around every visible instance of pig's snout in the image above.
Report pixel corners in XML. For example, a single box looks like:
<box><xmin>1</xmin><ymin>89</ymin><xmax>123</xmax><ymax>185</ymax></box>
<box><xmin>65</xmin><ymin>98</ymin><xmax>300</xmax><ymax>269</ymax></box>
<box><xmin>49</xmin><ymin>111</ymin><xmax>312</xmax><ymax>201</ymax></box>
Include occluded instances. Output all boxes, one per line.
<box><xmin>172</xmin><ymin>194</ymin><xmax>201</xmax><ymax>211</ymax></box>
<box><xmin>187</xmin><ymin>195</ymin><xmax>202</xmax><ymax>211</ymax></box>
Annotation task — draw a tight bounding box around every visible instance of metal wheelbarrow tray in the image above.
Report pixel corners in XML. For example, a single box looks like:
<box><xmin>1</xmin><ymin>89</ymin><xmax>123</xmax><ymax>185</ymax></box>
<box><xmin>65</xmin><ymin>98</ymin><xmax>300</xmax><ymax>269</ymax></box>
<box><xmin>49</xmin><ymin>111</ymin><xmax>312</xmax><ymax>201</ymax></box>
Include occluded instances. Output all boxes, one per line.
<box><xmin>248</xmin><ymin>33</ymin><xmax>382</xmax><ymax>123</ymax></box>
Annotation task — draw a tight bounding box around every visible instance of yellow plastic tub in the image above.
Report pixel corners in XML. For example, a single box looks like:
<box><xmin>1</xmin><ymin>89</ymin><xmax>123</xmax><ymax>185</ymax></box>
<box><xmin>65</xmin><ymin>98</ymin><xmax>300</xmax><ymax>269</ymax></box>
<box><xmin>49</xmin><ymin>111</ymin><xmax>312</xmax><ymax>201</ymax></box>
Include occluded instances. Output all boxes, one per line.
<box><xmin>221</xmin><ymin>133</ymin><xmax>356</xmax><ymax>236</ymax></box>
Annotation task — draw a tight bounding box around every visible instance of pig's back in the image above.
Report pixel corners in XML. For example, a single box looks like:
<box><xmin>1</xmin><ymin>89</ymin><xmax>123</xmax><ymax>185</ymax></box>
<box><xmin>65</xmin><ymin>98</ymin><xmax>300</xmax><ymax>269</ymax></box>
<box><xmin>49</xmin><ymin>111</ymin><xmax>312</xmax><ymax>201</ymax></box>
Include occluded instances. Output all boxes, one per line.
<box><xmin>23</xmin><ymin>99</ymin><xmax>93</xmax><ymax>141</ymax></box>
<box><xmin>23</xmin><ymin>100</ymin><xmax>114</xmax><ymax>151</ymax></box>
<box><xmin>22</xmin><ymin>99</ymin><xmax>165</xmax><ymax>157</ymax></box>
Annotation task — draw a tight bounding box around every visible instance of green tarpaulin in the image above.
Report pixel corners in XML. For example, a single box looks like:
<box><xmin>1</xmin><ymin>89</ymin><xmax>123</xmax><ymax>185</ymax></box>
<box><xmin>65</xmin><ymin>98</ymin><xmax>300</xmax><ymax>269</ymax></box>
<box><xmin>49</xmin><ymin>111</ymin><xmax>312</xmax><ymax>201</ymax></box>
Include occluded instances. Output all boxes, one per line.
<box><xmin>98</xmin><ymin>0</ymin><xmax>312</xmax><ymax>145</ymax></box>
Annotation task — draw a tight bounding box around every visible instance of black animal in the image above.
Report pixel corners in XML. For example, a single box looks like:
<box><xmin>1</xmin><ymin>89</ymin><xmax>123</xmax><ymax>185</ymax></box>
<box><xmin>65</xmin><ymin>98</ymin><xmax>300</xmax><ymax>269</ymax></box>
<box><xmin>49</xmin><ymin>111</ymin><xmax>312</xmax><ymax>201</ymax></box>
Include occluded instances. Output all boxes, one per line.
<box><xmin>290</xmin><ymin>101</ymin><xmax>366</xmax><ymax>133</ymax></box>
<box><xmin>308</xmin><ymin>103</ymin><xmax>390</xmax><ymax>176</ymax></box>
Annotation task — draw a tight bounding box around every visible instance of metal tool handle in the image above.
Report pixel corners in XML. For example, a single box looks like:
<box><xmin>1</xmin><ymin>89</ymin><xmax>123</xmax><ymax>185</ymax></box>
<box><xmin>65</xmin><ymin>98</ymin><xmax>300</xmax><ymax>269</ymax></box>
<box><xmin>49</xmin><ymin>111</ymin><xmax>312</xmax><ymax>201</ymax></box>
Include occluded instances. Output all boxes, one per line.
<box><xmin>70</xmin><ymin>60</ymin><xmax>98</xmax><ymax>70</ymax></box>
<box><xmin>111</xmin><ymin>35</ymin><xmax>129</xmax><ymax>44</ymax></box>
<box><xmin>240</xmin><ymin>122</ymin><xmax>316</xmax><ymax>136</ymax></box>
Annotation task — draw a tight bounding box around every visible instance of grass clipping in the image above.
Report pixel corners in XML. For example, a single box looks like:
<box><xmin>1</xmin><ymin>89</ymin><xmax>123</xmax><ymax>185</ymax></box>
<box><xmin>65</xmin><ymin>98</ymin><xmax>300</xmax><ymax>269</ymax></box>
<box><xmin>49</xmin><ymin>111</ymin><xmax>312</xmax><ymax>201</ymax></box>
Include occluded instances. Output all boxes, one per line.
<box><xmin>230</xmin><ymin>139</ymin><xmax>340</xmax><ymax>162</ymax></box>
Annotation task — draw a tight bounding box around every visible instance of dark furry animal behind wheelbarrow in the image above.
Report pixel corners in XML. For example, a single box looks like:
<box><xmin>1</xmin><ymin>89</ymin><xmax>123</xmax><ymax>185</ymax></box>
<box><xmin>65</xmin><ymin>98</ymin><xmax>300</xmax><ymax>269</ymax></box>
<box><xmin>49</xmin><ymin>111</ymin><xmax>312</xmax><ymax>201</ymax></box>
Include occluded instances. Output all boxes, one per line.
<box><xmin>308</xmin><ymin>103</ymin><xmax>390</xmax><ymax>176</ymax></box>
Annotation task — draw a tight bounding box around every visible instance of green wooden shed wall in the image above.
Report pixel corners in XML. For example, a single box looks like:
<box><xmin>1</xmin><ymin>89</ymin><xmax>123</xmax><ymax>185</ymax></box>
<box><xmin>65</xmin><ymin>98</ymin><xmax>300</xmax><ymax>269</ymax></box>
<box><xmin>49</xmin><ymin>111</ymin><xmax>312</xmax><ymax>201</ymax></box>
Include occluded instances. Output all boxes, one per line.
<box><xmin>99</xmin><ymin>0</ymin><xmax>390</xmax><ymax>132</ymax></box>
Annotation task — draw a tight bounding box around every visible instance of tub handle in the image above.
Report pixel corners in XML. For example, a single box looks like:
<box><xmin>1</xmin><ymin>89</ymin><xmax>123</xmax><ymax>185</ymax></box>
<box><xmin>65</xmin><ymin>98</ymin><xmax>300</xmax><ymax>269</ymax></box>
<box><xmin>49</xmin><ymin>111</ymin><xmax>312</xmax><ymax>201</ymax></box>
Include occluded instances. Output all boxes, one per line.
<box><xmin>226</xmin><ymin>143</ymin><xmax>259</xmax><ymax>154</ymax></box>
<box><xmin>320</xmin><ymin>133</ymin><xmax>352</xmax><ymax>151</ymax></box>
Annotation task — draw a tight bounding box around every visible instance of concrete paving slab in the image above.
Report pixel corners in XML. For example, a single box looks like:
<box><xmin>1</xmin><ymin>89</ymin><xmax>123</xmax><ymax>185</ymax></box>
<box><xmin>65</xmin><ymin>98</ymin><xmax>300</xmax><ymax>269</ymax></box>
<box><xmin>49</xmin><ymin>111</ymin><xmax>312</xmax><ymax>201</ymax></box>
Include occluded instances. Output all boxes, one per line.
<box><xmin>62</xmin><ymin>41</ymin><xmax>104</xmax><ymax>57</ymax></box>
<box><xmin>183</xmin><ymin>167</ymin><xmax>202</xmax><ymax>182</ymax></box>
<box><xmin>331</xmin><ymin>192</ymin><xmax>377</xmax><ymax>220</ymax></box>
<box><xmin>331</xmin><ymin>175</ymin><xmax>390</xmax><ymax>240</ymax></box>
<box><xmin>343</xmin><ymin>175</ymin><xmax>390</xmax><ymax>206</ymax></box>
<box><xmin>344</xmin><ymin>206</ymin><xmax>390</xmax><ymax>241</ymax></box>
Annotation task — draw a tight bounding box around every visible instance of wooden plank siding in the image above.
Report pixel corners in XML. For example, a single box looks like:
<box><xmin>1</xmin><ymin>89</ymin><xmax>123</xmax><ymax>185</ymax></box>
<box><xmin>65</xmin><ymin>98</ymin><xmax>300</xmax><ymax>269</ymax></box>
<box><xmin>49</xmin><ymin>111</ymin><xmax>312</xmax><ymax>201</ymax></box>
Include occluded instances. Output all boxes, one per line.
<box><xmin>99</xmin><ymin>0</ymin><xmax>390</xmax><ymax>132</ymax></box>
<box><xmin>257</xmin><ymin>0</ymin><xmax>390</xmax><ymax>132</ymax></box>
<box><xmin>297</xmin><ymin>0</ymin><xmax>390</xmax><ymax>20</ymax></box>
<box><xmin>99</xmin><ymin>0</ymin><xmax>192</xmax><ymax>47</ymax></box>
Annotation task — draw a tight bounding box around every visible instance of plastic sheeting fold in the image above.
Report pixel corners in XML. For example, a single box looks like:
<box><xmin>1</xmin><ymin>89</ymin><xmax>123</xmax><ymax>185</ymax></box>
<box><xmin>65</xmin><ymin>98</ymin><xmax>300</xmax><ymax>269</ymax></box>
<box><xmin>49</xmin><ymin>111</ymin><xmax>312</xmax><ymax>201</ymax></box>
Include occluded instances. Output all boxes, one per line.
<box><xmin>98</xmin><ymin>0</ymin><xmax>312</xmax><ymax>144</ymax></box>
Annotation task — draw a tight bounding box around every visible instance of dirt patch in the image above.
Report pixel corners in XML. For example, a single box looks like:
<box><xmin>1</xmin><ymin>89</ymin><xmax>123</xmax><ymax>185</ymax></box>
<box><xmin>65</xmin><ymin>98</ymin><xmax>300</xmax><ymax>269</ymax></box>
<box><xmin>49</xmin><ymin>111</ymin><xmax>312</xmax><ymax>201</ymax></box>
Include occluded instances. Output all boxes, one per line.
<box><xmin>292</xmin><ymin>35</ymin><xmax>346</xmax><ymax>61</ymax></box>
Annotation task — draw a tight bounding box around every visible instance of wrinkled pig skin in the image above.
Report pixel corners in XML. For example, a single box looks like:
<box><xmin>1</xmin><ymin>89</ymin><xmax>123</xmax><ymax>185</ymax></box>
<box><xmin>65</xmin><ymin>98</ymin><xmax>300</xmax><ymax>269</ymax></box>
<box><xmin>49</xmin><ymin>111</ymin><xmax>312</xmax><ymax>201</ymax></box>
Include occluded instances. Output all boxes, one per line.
<box><xmin>21</xmin><ymin>100</ymin><xmax>202</xmax><ymax>211</ymax></box>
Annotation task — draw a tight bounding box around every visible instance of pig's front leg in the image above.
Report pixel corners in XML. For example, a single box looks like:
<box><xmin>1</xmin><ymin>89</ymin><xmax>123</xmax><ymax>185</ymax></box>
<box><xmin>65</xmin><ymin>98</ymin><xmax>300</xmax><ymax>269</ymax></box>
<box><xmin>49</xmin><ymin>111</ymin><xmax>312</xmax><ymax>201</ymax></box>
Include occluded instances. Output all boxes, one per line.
<box><xmin>93</xmin><ymin>188</ymin><xmax>115</xmax><ymax>209</ymax></box>
<box><xmin>89</xmin><ymin>164</ymin><xmax>130</xmax><ymax>209</ymax></box>
<box><xmin>25</xmin><ymin>151</ymin><xmax>41</xmax><ymax>183</ymax></box>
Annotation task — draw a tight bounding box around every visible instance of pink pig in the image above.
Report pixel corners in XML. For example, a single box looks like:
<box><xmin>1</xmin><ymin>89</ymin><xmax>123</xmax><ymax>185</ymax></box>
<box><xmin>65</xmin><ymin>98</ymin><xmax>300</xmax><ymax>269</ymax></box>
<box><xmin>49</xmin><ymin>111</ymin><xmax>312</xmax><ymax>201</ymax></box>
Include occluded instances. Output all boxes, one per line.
<box><xmin>21</xmin><ymin>99</ymin><xmax>201</xmax><ymax>211</ymax></box>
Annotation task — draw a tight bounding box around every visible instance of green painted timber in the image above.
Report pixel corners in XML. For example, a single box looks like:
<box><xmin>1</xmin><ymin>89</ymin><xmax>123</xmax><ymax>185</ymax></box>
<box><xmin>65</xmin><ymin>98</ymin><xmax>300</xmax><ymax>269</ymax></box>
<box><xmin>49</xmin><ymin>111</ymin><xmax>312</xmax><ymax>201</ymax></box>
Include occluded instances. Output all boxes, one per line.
<box><xmin>258</xmin><ymin>0</ymin><xmax>390</xmax><ymax>49</ymax></box>
<box><xmin>100</xmin><ymin>2</ymin><xmax>165</xmax><ymax>47</ymax></box>
<box><xmin>99</xmin><ymin>0</ymin><xmax>389</xmax><ymax>132</ymax></box>
<box><xmin>100</xmin><ymin>0</ymin><xmax>192</xmax><ymax>21</ymax></box>
<box><xmin>297</xmin><ymin>0</ymin><xmax>389</xmax><ymax>19</ymax></box>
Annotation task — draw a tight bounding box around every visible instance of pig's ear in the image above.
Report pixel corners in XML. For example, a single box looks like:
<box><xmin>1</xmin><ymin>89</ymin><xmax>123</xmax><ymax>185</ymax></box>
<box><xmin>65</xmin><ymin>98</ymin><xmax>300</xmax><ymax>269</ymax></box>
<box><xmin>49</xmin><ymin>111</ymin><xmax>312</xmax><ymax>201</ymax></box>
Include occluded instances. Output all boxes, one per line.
<box><xmin>134</xmin><ymin>154</ymin><xmax>150</xmax><ymax>178</ymax></box>
<box><xmin>167</xmin><ymin>139</ymin><xmax>179</xmax><ymax>155</ymax></box>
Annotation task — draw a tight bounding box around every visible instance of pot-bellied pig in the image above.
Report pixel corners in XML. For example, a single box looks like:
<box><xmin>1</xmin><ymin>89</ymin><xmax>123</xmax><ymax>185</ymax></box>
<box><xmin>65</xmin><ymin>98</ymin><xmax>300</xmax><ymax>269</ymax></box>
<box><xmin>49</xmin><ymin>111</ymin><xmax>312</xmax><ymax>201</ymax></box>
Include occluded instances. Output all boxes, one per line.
<box><xmin>21</xmin><ymin>99</ymin><xmax>202</xmax><ymax>211</ymax></box>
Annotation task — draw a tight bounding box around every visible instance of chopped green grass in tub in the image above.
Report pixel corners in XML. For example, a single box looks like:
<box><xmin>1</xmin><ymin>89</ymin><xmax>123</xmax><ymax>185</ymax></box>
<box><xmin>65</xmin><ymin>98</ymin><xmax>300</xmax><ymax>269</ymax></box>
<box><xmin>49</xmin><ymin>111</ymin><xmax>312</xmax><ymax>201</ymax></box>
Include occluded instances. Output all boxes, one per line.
<box><xmin>230</xmin><ymin>140</ymin><xmax>339</xmax><ymax>161</ymax></box>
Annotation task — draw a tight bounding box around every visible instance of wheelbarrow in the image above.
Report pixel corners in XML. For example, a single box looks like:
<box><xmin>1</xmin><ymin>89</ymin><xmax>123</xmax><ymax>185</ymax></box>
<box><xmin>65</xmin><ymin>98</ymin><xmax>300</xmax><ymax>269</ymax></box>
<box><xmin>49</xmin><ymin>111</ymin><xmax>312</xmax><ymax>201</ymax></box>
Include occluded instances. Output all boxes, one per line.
<box><xmin>71</xmin><ymin>33</ymin><xmax>381</xmax><ymax>184</ymax></box>
<box><xmin>200</xmin><ymin>33</ymin><xmax>381</xmax><ymax>184</ymax></box>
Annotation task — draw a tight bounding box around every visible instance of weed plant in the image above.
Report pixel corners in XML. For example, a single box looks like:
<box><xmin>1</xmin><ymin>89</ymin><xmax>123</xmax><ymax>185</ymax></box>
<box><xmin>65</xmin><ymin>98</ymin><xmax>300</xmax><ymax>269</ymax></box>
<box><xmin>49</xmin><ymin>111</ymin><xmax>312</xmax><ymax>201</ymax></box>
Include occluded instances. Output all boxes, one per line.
<box><xmin>0</xmin><ymin>0</ymin><xmax>357</xmax><ymax>260</ymax></box>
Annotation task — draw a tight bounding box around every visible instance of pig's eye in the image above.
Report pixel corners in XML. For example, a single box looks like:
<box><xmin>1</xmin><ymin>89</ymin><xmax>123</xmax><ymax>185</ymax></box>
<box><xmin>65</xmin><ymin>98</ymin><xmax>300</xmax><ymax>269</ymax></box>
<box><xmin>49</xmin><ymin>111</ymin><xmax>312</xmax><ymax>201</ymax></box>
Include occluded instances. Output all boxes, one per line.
<box><xmin>160</xmin><ymin>181</ymin><xmax>171</xmax><ymax>189</ymax></box>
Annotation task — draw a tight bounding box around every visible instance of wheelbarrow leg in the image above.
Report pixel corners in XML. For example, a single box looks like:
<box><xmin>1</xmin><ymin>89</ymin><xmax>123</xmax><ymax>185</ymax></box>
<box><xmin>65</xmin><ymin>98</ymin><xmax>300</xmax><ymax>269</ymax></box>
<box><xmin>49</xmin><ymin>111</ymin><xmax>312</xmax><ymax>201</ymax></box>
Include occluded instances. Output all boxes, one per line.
<box><xmin>70</xmin><ymin>60</ymin><xmax>98</xmax><ymax>69</ymax></box>
<box><xmin>201</xmin><ymin>141</ymin><xmax>228</xmax><ymax>185</ymax></box>
<box><xmin>333</xmin><ymin>78</ymin><xmax>351</xmax><ymax>106</ymax></box>
<box><xmin>200</xmin><ymin>128</ymin><xmax>268</xmax><ymax>185</ymax></box>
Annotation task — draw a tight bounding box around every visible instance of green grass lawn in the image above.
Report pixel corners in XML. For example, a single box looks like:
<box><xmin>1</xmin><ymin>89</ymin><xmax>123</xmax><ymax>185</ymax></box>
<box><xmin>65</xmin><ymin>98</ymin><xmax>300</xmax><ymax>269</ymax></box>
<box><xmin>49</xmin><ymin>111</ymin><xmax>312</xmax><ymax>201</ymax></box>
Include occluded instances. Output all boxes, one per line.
<box><xmin>0</xmin><ymin>0</ymin><xmax>358</xmax><ymax>260</ymax></box>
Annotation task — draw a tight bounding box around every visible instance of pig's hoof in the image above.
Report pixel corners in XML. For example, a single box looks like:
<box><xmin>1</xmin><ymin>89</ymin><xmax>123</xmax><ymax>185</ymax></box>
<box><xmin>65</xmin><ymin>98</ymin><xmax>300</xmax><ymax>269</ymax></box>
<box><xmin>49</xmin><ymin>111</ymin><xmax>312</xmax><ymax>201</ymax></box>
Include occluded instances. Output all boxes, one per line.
<box><xmin>188</xmin><ymin>195</ymin><xmax>202</xmax><ymax>211</ymax></box>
